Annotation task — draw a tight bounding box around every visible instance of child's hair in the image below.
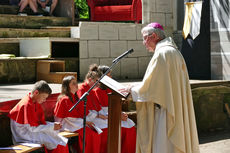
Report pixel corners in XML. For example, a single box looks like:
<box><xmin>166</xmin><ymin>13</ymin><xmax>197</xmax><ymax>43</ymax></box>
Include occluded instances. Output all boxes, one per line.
<box><xmin>98</xmin><ymin>65</ymin><xmax>110</xmax><ymax>90</ymax></box>
<box><xmin>58</xmin><ymin>75</ymin><xmax>77</xmax><ymax>103</ymax></box>
<box><xmin>32</xmin><ymin>80</ymin><xmax>52</xmax><ymax>94</ymax></box>
<box><xmin>85</xmin><ymin>64</ymin><xmax>102</xmax><ymax>81</ymax></box>
<box><xmin>98</xmin><ymin>65</ymin><xmax>110</xmax><ymax>76</ymax></box>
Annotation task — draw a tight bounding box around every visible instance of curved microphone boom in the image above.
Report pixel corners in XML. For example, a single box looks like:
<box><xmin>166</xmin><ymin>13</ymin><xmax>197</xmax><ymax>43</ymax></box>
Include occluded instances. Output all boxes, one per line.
<box><xmin>112</xmin><ymin>49</ymin><xmax>134</xmax><ymax>63</ymax></box>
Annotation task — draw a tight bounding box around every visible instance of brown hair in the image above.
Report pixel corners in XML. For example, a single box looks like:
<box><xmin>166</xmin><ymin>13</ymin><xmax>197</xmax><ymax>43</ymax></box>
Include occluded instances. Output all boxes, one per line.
<box><xmin>32</xmin><ymin>80</ymin><xmax>52</xmax><ymax>94</ymax></box>
<box><xmin>85</xmin><ymin>64</ymin><xmax>102</xmax><ymax>81</ymax></box>
<box><xmin>98</xmin><ymin>65</ymin><xmax>110</xmax><ymax>76</ymax></box>
<box><xmin>98</xmin><ymin>65</ymin><xmax>110</xmax><ymax>90</ymax></box>
<box><xmin>58</xmin><ymin>75</ymin><xmax>77</xmax><ymax>103</ymax></box>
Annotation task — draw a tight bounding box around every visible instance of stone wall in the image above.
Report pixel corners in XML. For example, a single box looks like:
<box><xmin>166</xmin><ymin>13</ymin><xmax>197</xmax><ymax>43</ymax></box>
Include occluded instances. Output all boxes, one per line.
<box><xmin>210</xmin><ymin>0</ymin><xmax>230</xmax><ymax>80</ymax></box>
<box><xmin>126</xmin><ymin>81</ymin><xmax>230</xmax><ymax>132</ymax></box>
<box><xmin>79</xmin><ymin>21</ymin><xmax>174</xmax><ymax>80</ymax></box>
<box><xmin>79</xmin><ymin>22</ymin><xmax>150</xmax><ymax>80</ymax></box>
<box><xmin>172</xmin><ymin>31</ymin><xmax>183</xmax><ymax>51</ymax></box>
<box><xmin>0</xmin><ymin>59</ymin><xmax>36</xmax><ymax>83</ymax></box>
<box><xmin>141</xmin><ymin>0</ymin><xmax>174</xmax><ymax>33</ymax></box>
<box><xmin>0</xmin><ymin>58</ymin><xmax>79</xmax><ymax>83</ymax></box>
<box><xmin>211</xmin><ymin>30</ymin><xmax>230</xmax><ymax>80</ymax></box>
<box><xmin>192</xmin><ymin>86</ymin><xmax>230</xmax><ymax>132</ymax></box>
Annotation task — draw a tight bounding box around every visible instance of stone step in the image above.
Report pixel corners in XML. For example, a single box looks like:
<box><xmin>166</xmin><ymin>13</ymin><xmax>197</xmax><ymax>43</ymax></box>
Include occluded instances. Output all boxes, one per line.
<box><xmin>0</xmin><ymin>37</ymin><xmax>80</xmax><ymax>43</ymax></box>
<box><xmin>0</xmin><ymin>57</ymin><xmax>79</xmax><ymax>83</ymax></box>
<box><xmin>0</xmin><ymin>5</ymin><xmax>18</xmax><ymax>15</ymax></box>
<box><xmin>0</xmin><ymin>4</ymin><xmax>51</xmax><ymax>15</ymax></box>
<box><xmin>0</xmin><ymin>37</ymin><xmax>80</xmax><ymax>56</ymax></box>
<box><xmin>42</xmin><ymin>26</ymin><xmax>72</xmax><ymax>30</ymax></box>
<box><xmin>0</xmin><ymin>28</ymin><xmax>70</xmax><ymax>38</ymax></box>
<box><xmin>0</xmin><ymin>43</ymin><xmax>19</xmax><ymax>56</ymax></box>
<box><xmin>0</xmin><ymin>14</ymin><xmax>72</xmax><ymax>29</ymax></box>
<box><xmin>0</xmin><ymin>1</ymin><xmax>9</xmax><ymax>5</ymax></box>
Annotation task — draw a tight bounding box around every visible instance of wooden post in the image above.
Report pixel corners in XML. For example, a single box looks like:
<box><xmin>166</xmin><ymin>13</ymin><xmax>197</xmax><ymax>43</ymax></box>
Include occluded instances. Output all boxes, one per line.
<box><xmin>108</xmin><ymin>92</ymin><xmax>122</xmax><ymax>153</ymax></box>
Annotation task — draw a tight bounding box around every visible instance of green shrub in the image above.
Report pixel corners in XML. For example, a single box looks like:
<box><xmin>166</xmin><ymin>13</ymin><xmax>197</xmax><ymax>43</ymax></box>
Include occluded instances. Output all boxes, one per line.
<box><xmin>75</xmin><ymin>0</ymin><xmax>89</xmax><ymax>19</ymax></box>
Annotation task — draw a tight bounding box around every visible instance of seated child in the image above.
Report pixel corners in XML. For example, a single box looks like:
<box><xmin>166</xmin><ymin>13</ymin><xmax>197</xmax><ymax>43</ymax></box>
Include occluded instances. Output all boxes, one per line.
<box><xmin>94</xmin><ymin>65</ymin><xmax>137</xmax><ymax>153</ymax></box>
<box><xmin>8</xmin><ymin>80</ymin><xmax>69</xmax><ymax>153</ymax></box>
<box><xmin>77</xmin><ymin>64</ymin><xmax>108</xmax><ymax>153</ymax></box>
<box><xmin>54</xmin><ymin>76</ymin><xmax>101</xmax><ymax>153</ymax></box>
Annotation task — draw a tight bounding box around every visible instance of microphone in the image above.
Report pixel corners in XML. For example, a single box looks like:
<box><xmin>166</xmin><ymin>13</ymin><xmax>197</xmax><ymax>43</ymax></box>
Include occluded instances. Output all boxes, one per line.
<box><xmin>69</xmin><ymin>92</ymin><xmax>89</xmax><ymax>112</ymax></box>
<box><xmin>112</xmin><ymin>49</ymin><xmax>134</xmax><ymax>63</ymax></box>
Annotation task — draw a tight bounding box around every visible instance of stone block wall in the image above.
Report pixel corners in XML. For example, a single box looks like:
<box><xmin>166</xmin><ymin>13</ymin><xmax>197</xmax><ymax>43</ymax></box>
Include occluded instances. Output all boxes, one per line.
<box><xmin>0</xmin><ymin>58</ymin><xmax>79</xmax><ymax>83</ymax></box>
<box><xmin>0</xmin><ymin>59</ymin><xmax>36</xmax><ymax>83</ymax></box>
<box><xmin>79</xmin><ymin>22</ymin><xmax>154</xmax><ymax>80</ymax></box>
<box><xmin>210</xmin><ymin>0</ymin><xmax>230</xmax><ymax>80</ymax></box>
<box><xmin>142</xmin><ymin>0</ymin><xmax>174</xmax><ymax>37</ymax></box>
<box><xmin>192</xmin><ymin>86</ymin><xmax>230</xmax><ymax>132</ymax></box>
<box><xmin>172</xmin><ymin>31</ymin><xmax>183</xmax><ymax>51</ymax></box>
<box><xmin>211</xmin><ymin>30</ymin><xmax>230</xmax><ymax>80</ymax></box>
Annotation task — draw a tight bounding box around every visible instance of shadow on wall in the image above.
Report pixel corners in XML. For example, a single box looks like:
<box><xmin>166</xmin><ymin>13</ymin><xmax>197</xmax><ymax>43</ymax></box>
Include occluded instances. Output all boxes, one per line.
<box><xmin>211</xmin><ymin>0</ymin><xmax>230</xmax><ymax>80</ymax></box>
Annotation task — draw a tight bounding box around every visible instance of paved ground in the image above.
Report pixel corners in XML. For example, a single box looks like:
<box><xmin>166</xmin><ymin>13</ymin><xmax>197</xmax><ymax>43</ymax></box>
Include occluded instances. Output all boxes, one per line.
<box><xmin>199</xmin><ymin>130</ymin><xmax>230</xmax><ymax>153</ymax></box>
<box><xmin>0</xmin><ymin>83</ymin><xmax>62</xmax><ymax>102</ymax></box>
<box><xmin>200</xmin><ymin>139</ymin><xmax>230</xmax><ymax>153</ymax></box>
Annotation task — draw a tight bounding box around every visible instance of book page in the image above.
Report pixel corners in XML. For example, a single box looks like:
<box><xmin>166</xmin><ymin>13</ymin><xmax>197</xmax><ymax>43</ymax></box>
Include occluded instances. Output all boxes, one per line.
<box><xmin>19</xmin><ymin>143</ymin><xmax>42</xmax><ymax>147</ymax></box>
<box><xmin>100</xmin><ymin>75</ymin><xmax>129</xmax><ymax>98</ymax></box>
<box><xmin>0</xmin><ymin>147</ymin><xmax>22</xmax><ymax>150</ymax></box>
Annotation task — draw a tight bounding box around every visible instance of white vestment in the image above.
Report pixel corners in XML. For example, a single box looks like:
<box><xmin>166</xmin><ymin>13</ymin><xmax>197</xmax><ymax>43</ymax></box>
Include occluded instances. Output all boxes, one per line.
<box><xmin>131</xmin><ymin>37</ymin><xmax>200</xmax><ymax>153</ymax></box>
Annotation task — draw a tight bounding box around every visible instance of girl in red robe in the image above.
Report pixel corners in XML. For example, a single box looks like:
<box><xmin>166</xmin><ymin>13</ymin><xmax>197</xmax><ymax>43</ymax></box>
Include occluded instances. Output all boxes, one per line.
<box><xmin>77</xmin><ymin>64</ymin><xmax>109</xmax><ymax>153</ymax></box>
<box><xmin>94</xmin><ymin>65</ymin><xmax>137</xmax><ymax>153</ymax></box>
<box><xmin>8</xmin><ymin>80</ymin><xmax>69</xmax><ymax>153</ymax></box>
<box><xmin>79</xmin><ymin>64</ymin><xmax>136</xmax><ymax>153</ymax></box>
<box><xmin>54</xmin><ymin>75</ymin><xmax>101</xmax><ymax>153</ymax></box>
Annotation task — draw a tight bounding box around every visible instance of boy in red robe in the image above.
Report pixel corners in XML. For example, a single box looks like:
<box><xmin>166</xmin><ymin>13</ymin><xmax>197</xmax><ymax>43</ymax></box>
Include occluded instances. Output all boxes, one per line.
<box><xmin>8</xmin><ymin>80</ymin><xmax>69</xmax><ymax>153</ymax></box>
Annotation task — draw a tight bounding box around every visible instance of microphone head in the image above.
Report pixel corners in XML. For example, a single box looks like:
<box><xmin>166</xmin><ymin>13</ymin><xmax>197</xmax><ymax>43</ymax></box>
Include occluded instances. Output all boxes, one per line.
<box><xmin>128</xmin><ymin>48</ymin><xmax>134</xmax><ymax>53</ymax></box>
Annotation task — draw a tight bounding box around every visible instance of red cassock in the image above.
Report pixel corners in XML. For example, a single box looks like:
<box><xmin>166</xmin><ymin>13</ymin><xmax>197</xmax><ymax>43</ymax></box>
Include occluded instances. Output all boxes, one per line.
<box><xmin>94</xmin><ymin>87</ymin><xmax>137</xmax><ymax>153</ymax></box>
<box><xmin>8</xmin><ymin>94</ymin><xmax>68</xmax><ymax>153</ymax></box>
<box><xmin>77</xmin><ymin>82</ymin><xmax>108</xmax><ymax>153</ymax></box>
<box><xmin>54</xmin><ymin>92</ymin><xmax>101</xmax><ymax>153</ymax></box>
<box><xmin>77</xmin><ymin>82</ymin><xmax>102</xmax><ymax>112</ymax></box>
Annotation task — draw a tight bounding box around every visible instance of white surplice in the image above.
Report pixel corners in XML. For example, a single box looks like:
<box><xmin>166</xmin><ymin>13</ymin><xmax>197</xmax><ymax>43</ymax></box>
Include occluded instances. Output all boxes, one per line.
<box><xmin>90</xmin><ymin>107</ymin><xmax>135</xmax><ymax>129</ymax></box>
<box><xmin>10</xmin><ymin>120</ymin><xmax>68</xmax><ymax>150</ymax></box>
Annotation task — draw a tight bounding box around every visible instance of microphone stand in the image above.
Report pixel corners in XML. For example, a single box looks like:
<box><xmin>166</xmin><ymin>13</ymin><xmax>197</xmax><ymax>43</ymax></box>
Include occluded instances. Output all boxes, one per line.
<box><xmin>69</xmin><ymin>49</ymin><xmax>134</xmax><ymax>153</ymax></box>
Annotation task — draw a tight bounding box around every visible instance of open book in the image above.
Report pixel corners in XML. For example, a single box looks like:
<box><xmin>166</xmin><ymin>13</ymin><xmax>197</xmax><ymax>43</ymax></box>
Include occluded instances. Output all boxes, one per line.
<box><xmin>100</xmin><ymin>75</ymin><xmax>129</xmax><ymax>98</ymax></box>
